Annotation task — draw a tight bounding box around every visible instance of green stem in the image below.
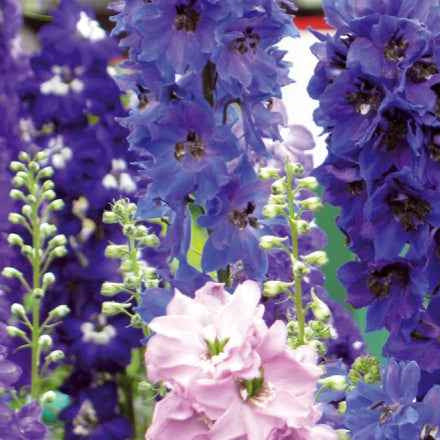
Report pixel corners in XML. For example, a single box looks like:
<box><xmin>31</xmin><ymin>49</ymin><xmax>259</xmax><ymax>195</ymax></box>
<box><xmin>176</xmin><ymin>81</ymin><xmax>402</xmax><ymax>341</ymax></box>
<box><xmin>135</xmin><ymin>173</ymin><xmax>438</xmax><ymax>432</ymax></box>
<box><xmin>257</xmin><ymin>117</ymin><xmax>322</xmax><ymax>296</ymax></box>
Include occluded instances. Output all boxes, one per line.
<box><xmin>285</xmin><ymin>165</ymin><xmax>305</xmax><ymax>345</ymax></box>
<box><xmin>30</xmin><ymin>183</ymin><xmax>42</xmax><ymax>400</ymax></box>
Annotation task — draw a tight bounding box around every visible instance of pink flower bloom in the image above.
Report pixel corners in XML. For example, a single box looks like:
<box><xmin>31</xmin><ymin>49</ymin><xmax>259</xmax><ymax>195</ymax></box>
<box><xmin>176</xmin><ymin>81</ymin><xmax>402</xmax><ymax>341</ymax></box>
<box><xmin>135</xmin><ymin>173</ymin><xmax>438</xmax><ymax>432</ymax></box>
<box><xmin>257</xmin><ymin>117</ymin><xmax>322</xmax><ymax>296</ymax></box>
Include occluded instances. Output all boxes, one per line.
<box><xmin>146</xmin><ymin>281</ymin><xmax>265</xmax><ymax>387</ymax></box>
<box><xmin>145</xmin><ymin>387</ymin><xmax>210</xmax><ymax>440</ymax></box>
<box><xmin>146</xmin><ymin>281</ymin><xmax>338</xmax><ymax>440</ymax></box>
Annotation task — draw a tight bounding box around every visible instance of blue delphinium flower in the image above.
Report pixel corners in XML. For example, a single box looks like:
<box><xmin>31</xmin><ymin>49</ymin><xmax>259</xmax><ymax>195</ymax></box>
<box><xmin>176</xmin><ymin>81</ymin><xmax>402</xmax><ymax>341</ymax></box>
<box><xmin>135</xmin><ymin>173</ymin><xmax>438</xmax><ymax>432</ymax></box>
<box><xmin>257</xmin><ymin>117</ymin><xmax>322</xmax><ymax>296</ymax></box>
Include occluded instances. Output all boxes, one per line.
<box><xmin>60</xmin><ymin>383</ymin><xmax>132</xmax><ymax>440</ymax></box>
<box><xmin>311</xmin><ymin>0</ymin><xmax>440</xmax><ymax>354</ymax></box>
<box><xmin>0</xmin><ymin>402</ymin><xmax>47</xmax><ymax>440</ymax></box>
<box><xmin>346</xmin><ymin>359</ymin><xmax>440</xmax><ymax>439</ymax></box>
<box><xmin>339</xmin><ymin>258</ymin><xmax>426</xmax><ymax>332</ymax></box>
<box><xmin>112</xmin><ymin>0</ymin><xmax>298</xmax><ymax>284</ymax></box>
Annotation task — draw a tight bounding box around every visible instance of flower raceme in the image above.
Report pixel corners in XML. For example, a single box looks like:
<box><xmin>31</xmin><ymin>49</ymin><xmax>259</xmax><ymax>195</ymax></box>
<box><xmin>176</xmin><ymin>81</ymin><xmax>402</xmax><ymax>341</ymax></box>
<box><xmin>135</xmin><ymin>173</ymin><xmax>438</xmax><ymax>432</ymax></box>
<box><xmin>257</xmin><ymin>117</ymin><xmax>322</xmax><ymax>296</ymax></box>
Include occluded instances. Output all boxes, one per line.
<box><xmin>145</xmin><ymin>281</ymin><xmax>337</xmax><ymax>439</ymax></box>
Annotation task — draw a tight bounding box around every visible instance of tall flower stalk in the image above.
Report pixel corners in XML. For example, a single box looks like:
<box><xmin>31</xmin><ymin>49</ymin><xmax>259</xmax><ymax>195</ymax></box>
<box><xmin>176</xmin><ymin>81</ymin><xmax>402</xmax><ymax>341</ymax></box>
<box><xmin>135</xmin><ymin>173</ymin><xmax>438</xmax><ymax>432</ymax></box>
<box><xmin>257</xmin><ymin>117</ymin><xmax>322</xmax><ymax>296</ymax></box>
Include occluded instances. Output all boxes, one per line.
<box><xmin>2</xmin><ymin>151</ymin><xmax>68</xmax><ymax>400</ymax></box>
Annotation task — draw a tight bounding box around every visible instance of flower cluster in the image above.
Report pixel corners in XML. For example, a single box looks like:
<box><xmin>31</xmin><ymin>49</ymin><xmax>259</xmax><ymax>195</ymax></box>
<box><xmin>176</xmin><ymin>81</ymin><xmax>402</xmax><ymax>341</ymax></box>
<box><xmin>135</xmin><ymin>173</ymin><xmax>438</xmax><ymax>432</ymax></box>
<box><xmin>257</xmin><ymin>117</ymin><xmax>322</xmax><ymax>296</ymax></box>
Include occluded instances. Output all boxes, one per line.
<box><xmin>145</xmin><ymin>281</ymin><xmax>337</xmax><ymax>439</ymax></box>
<box><xmin>345</xmin><ymin>359</ymin><xmax>440</xmax><ymax>440</ymax></box>
<box><xmin>311</xmin><ymin>0</ymin><xmax>440</xmax><ymax>373</ymax></box>
<box><xmin>111</xmin><ymin>0</ymin><xmax>297</xmax><ymax>287</ymax></box>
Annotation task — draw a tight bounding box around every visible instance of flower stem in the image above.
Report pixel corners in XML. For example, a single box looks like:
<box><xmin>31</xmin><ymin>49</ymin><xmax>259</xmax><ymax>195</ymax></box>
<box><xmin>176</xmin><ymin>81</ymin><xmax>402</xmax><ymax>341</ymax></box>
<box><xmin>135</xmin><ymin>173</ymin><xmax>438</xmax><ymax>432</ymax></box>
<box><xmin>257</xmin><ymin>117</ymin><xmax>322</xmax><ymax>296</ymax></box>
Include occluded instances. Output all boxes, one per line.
<box><xmin>285</xmin><ymin>164</ymin><xmax>305</xmax><ymax>345</ymax></box>
<box><xmin>30</xmin><ymin>180</ymin><xmax>42</xmax><ymax>400</ymax></box>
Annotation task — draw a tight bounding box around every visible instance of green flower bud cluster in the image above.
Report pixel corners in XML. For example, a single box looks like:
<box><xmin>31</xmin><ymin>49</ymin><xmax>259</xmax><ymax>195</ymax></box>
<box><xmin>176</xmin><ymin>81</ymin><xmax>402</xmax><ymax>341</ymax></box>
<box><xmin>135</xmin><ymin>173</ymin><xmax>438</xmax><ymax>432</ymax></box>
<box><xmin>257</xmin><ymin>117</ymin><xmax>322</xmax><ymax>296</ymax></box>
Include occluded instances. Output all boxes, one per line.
<box><xmin>100</xmin><ymin>199</ymin><xmax>161</xmax><ymax>331</ymax></box>
<box><xmin>2</xmin><ymin>151</ymin><xmax>70</xmax><ymax>400</ymax></box>
<box><xmin>348</xmin><ymin>355</ymin><xmax>381</xmax><ymax>386</ymax></box>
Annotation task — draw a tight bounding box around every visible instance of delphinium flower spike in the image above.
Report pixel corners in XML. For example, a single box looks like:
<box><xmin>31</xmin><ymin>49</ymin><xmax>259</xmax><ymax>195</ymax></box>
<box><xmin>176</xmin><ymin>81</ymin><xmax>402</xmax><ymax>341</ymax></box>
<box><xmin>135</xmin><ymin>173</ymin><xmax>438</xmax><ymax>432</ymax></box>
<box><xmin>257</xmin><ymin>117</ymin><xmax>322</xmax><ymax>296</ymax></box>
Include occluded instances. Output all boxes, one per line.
<box><xmin>2</xmin><ymin>151</ymin><xmax>69</xmax><ymax>400</ymax></box>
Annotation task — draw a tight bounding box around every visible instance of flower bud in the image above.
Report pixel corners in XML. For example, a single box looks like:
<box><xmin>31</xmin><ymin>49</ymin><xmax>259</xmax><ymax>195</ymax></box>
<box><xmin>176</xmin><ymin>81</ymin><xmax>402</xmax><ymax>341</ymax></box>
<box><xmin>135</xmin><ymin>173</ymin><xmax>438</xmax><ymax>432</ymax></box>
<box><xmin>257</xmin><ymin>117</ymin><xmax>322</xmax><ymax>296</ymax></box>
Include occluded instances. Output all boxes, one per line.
<box><xmin>10</xmin><ymin>161</ymin><xmax>25</xmax><ymax>172</ymax></box>
<box><xmin>9</xmin><ymin>189</ymin><xmax>25</xmax><ymax>201</ymax></box>
<box><xmin>6</xmin><ymin>326</ymin><xmax>27</xmax><ymax>340</ymax></box>
<box><xmin>123</xmin><ymin>224</ymin><xmax>137</xmax><ymax>237</ymax></box>
<box><xmin>303</xmin><ymin>251</ymin><xmax>328</xmax><ymax>267</ymax></box>
<box><xmin>40</xmin><ymin>391</ymin><xmax>56</xmax><ymax>405</ymax></box>
<box><xmin>35</xmin><ymin>151</ymin><xmax>47</xmax><ymax>162</ymax></box>
<box><xmin>299</xmin><ymin>197</ymin><xmax>322</xmax><ymax>211</ymax></box>
<box><xmin>33</xmin><ymin>288</ymin><xmax>44</xmax><ymax>300</ymax></box>
<box><xmin>40</xmin><ymin>223</ymin><xmax>57</xmax><ymax>238</ymax></box>
<box><xmin>43</xmin><ymin>190</ymin><xmax>56</xmax><ymax>201</ymax></box>
<box><xmin>21</xmin><ymin>205</ymin><xmax>32</xmax><ymax>218</ymax></box>
<box><xmin>102</xmin><ymin>301</ymin><xmax>131</xmax><ymax>317</ymax></box>
<box><xmin>8</xmin><ymin>213</ymin><xmax>25</xmax><ymax>225</ymax></box>
<box><xmin>268</xmin><ymin>194</ymin><xmax>286</xmax><ymax>205</ymax></box>
<box><xmin>27</xmin><ymin>194</ymin><xmax>36</xmax><ymax>204</ymax></box>
<box><xmin>102</xmin><ymin>211</ymin><xmax>119</xmax><ymax>224</ymax></box>
<box><xmin>29</xmin><ymin>161</ymin><xmax>40</xmax><ymax>173</ymax></box>
<box><xmin>263</xmin><ymin>280</ymin><xmax>292</xmax><ymax>297</ymax></box>
<box><xmin>11</xmin><ymin>303</ymin><xmax>26</xmax><ymax>319</ymax></box>
<box><xmin>263</xmin><ymin>204</ymin><xmax>287</xmax><ymax>219</ymax></box>
<box><xmin>296</xmin><ymin>219</ymin><xmax>311</xmax><ymax>235</ymax></box>
<box><xmin>101</xmin><ymin>282</ymin><xmax>126</xmax><ymax>297</ymax></box>
<box><xmin>46</xmin><ymin>350</ymin><xmax>65</xmax><ymax>363</ymax></box>
<box><xmin>336</xmin><ymin>430</ymin><xmax>350</xmax><ymax>440</ymax></box>
<box><xmin>38</xmin><ymin>167</ymin><xmax>54</xmax><ymax>179</ymax></box>
<box><xmin>38</xmin><ymin>334</ymin><xmax>53</xmax><ymax>351</ymax></box>
<box><xmin>310</xmin><ymin>290</ymin><xmax>332</xmax><ymax>322</ymax></box>
<box><xmin>271</xmin><ymin>177</ymin><xmax>286</xmax><ymax>194</ymax></box>
<box><xmin>258</xmin><ymin>166</ymin><xmax>280</xmax><ymax>180</ymax></box>
<box><xmin>48</xmin><ymin>305</ymin><xmax>70</xmax><ymax>320</ymax></box>
<box><xmin>338</xmin><ymin>403</ymin><xmax>347</xmax><ymax>415</ymax></box>
<box><xmin>285</xmin><ymin>162</ymin><xmax>304</xmax><ymax>177</ymax></box>
<box><xmin>2</xmin><ymin>267</ymin><xmax>23</xmax><ymax>279</ymax></box>
<box><xmin>105</xmin><ymin>244</ymin><xmax>129</xmax><ymax>259</ymax></box>
<box><xmin>51</xmin><ymin>246</ymin><xmax>67</xmax><ymax>258</ymax></box>
<box><xmin>49</xmin><ymin>234</ymin><xmax>67</xmax><ymax>247</ymax></box>
<box><xmin>18</xmin><ymin>151</ymin><xmax>30</xmax><ymax>162</ymax></box>
<box><xmin>259</xmin><ymin>235</ymin><xmax>288</xmax><ymax>250</ymax></box>
<box><xmin>139</xmin><ymin>234</ymin><xmax>160</xmax><ymax>248</ymax></box>
<box><xmin>7</xmin><ymin>233</ymin><xmax>23</xmax><ymax>247</ymax></box>
<box><xmin>12</xmin><ymin>176</ymin><xmax>25</xmax><ymax>187</ymax></box>
<box><xmin>142</xmin><ymin>266</ymin><xmax>157</xmax><ymax>279</ymax></box>
<box><xmin>42</xmin><ymin>272</ymin><xmax>56</xmax><ymax>289</ymax></box>
<box><xmin>48</xmin><ymin>199</ymin><xmax>65</xmax><ymax>211</ymax></box>
<box><xmin>293</xmin><ymin>261</ymin><xmax>310</xmax><ymax>277</ymax></box>
<box><xmin>296</xmin><ymin>176</ymin><xmax>319</xmax><ymax>190</ymax></box>
<box><xmin>319</xmin><ymin>375</ymin><xmax>347</xmax><ymax>392</ymax></box>
<box><xmin>42</xmin><ymin>180</ymin><xmax>54</xmax><ymax>191</ymax></box>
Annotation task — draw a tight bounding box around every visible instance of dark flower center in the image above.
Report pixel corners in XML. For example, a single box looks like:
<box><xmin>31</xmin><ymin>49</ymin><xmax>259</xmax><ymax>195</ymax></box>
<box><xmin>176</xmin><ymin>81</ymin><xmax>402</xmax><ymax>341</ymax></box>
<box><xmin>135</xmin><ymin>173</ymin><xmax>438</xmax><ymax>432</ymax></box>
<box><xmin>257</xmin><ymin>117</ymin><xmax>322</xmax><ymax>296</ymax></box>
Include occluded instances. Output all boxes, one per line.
<box><xmin>73</xmin><ymin>400</ymin><xmax>98</xmax><ymax>436</ymax></box>
<box><xmin>408</xmin><ymin>61</ymin><xmax>438</xmax><ymax>83</ymax></box>
<box><xmin>232</xmin><ymin>27</ymin><xmax>260</xmax><ymax>55</ymax></box>
<box><xmin>136</xmin><ymin>84</ymin><xmax>150</xmax><ymax>110</ymax></box>
<box><xmin>175</xmin><ymin>2</ymin><xmax>200</xmax><ymax>32</ymax></box>
<box><xmin>388</xmin><ymin>193</ymin><xmax>431</xmax><ymax>232</ymax></box>
<box><xmin>384</xmin><ymin>37</ymin><xmax>408</xmax><ymax>62</ymax></box>
<box><xmin>367</xmin><ymin>263</ymin><xmax>410</xmax><ymax>298</ymax></box>
<box><xmin>369</xmin><ymin>401</ymin><xmax>400</xmax><ymax>425</ymax></box>
<box><xmin>229</xmin><ymin>202</ymin><xmax>258</xmax><ymax>229</ymax></box>
<box><xmin>346</xmin><ymin>81</ymin><xmax>383</xmax><ymax>116</ymax></box>
<box><xmin>348</xmin><ymin>180</ymin><xmax>365</xmax><ymax>196</ymax></box>
<box><xmin>175</xmin><ymin>131</ymin><xmax>205</xmax><ymax>161</ymax></box>
<box><xmin>420</xmin><ymin>424</ymin><xmax>439</xmax><ymax>440</ymax></box>
<box><xmin>376</xmin><ymin>109</ymin><xmax>408</xmax><ymax>151</ymax></box>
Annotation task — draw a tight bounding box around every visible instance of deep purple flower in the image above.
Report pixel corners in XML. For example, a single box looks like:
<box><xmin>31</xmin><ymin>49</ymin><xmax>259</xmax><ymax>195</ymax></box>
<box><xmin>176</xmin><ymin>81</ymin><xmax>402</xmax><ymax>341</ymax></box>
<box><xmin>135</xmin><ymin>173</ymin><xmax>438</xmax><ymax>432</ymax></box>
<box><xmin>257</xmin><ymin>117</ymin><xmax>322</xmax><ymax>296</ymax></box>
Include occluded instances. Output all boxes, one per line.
<box><xmin>60</xmin><ymin>383</ymin><xmax>132</xmax><ymax>440</ymax></box>
<box><xmin>0</xmin><ymin>345</ymin><xmax>21</xmax><ymax>388</ymax></box>
<box><xmin>366</xmin><ymin>168</ymin><xmax>440</xmax><ymax>259</ymax></box>
<box><xmin>135</xmin><ymin>98</ymin><xmax>239</xmax><ymax>206</ymax></box>
<box><xmin>199</xmin><ymin>161</ymin><xmax>269</xmax><ymax>279</ymax></box>
<box><xmin>0</xmin><ymin>402</ymin><xmax>47</xmax><ymax>440</ymax></box>
<box><xmin>338</xmin><ymin>258</ymin><xmax>426</xmax><ymax>332</ymax></box>
<box><xmin>385</xmin><ymin>296</ymin><xmax>440</xmax><ymax>373</ymax></box>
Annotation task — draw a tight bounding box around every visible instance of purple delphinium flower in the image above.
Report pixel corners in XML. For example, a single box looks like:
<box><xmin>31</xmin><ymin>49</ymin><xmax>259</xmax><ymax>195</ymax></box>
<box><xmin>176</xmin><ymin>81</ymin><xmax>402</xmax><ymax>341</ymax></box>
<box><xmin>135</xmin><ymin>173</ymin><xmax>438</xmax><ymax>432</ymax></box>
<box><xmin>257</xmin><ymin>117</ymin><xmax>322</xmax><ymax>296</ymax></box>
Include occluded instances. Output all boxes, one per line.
<box><xmin>199</xmin><ymin>162</ymin><xmax>270</xmax><ymax>280</ymax></box>
<box><xmin>0</xmin><ymin>402</ymin><xmax>47</xmax><ymax>440</ymax></box>
<box><xmin>111</xmin><ymin>0</ymin><xmax>298</xmax><ymax>286</ymax></box>
<box><xmin>384</xmin><ymin>296</ymin><xmax>440</xmax><ymax>373</ymax></box>
<box><xmin>60</xmin><ymin>383</ymin><xmax>132</xmax><ymax>440</ymax></box>
<box><xmin>0</xmin><ymin>345</ymin><xmax>21</xmax><ymax>388</ymax></box>
<box><xmin>338</xmin><ymin>258</ymin><xmax>426</xmax><ymax>332</ymax></box>
<box><xmin>345</xmin><ymin>359</ymin><xmax>421</xmax><ymax>439</ymax></box>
